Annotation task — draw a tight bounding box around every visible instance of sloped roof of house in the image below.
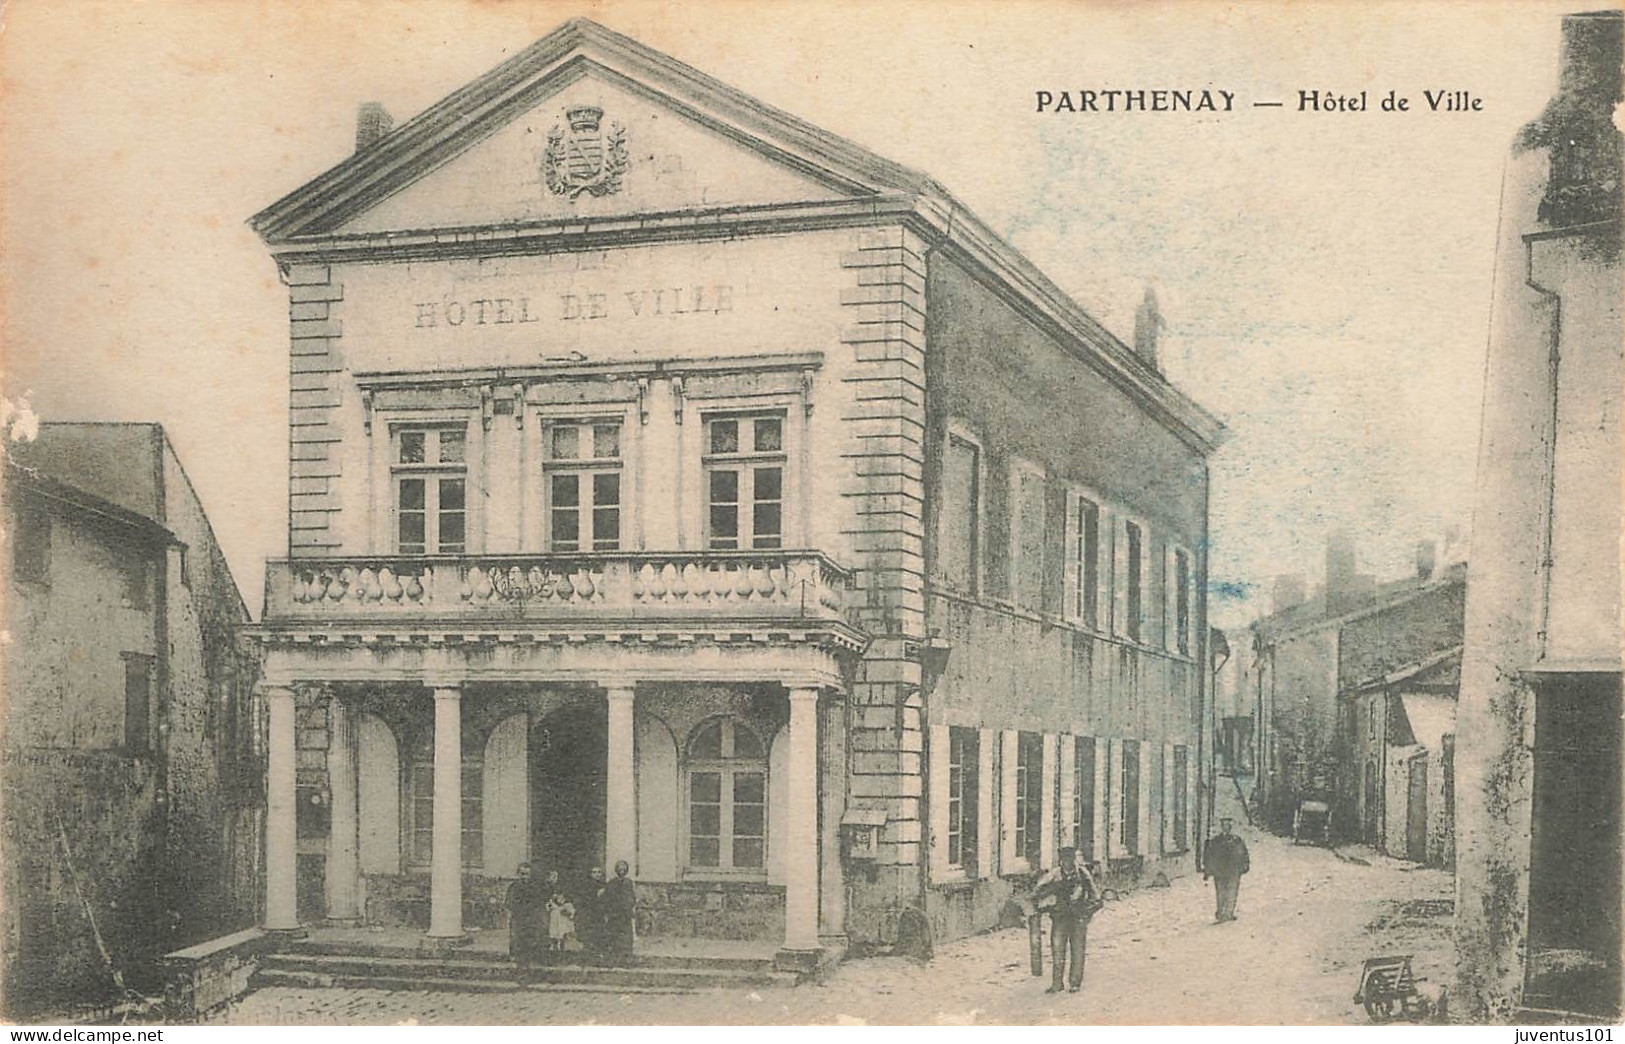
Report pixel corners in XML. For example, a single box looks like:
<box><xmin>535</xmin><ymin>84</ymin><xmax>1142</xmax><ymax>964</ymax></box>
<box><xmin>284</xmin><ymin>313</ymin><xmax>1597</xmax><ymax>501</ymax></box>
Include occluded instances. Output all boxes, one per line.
<box><xmin>7</xmin><ymin>460</ymin><xmax>179</xmax><ymax>550</ymax></box>
<box><xmin>1347</xmin><ymin>644</ymin><xmax>1463</xmax><ymax>695</ymax></box>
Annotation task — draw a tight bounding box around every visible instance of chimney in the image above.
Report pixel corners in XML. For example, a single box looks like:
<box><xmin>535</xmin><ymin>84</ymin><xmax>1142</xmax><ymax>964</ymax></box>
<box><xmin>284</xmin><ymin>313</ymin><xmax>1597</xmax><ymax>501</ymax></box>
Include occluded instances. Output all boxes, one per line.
<box><xmin>1528</xmin><ymin>11</ymin><xmax>1623</xmax><ymax>229</ymax></box>
<box><xmin>355</xmin><ymin>102</ymin><xmax>393</xmax><ymax>152</ymax></box>
<box><xmin>1132</xmin><ymin>285</ymin><xmax>1164</xmax><ymax>371</ymax></box>
<box><xmin>1271</xmin><ymin>574</ymin><xmax>1307</xmax><ymax>614</ymax></box>
<box><xmin>1325</xmin><ymin>531</ymin><xmax>1360</xmax><ymax>615</ymax></box>
<box><xmin>1415</xmin><ymin>539</ymin><xmax>1437</xmax><ymax>581</ymax></box>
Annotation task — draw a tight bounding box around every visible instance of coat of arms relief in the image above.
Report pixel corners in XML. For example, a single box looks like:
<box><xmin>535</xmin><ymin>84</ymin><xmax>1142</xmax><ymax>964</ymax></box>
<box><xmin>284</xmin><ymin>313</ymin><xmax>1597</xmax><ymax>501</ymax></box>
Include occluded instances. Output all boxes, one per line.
<box><xmin>544</xmin><ymin>105</ymin><xmax>628</xmax><ymax>199</ymax></box>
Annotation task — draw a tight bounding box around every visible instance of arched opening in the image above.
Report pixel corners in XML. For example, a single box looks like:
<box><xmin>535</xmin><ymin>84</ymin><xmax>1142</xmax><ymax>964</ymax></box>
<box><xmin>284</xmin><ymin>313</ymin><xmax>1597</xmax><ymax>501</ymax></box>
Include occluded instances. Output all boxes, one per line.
<box><xmin>357</xmin><ymin>713</ymin><xmax>400</xmax><ymax>876</ymax></box>
<box><xmin>531</xmin><ymin>704</ymin><xmax>606</xmax><ymax>878</ymax></box>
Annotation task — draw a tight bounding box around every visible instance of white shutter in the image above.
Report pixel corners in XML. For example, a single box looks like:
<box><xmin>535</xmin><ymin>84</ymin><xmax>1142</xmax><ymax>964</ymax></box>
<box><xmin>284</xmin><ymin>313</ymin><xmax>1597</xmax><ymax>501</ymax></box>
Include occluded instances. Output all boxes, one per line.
<box><xmin>1040</xmin><ymin>733</ymin><xmax>1059</xmax><ymax>870</ymax></box>
<box><xmin>1058</xmin><ymin>735</ymin><xmax>1076</xmax><ymax>853</ymax></box>
<box><xmin>1000</xmin><ymin>730</ymin><xmax>1019</xmax><ymax>871</ymax></box>
<box><xmin>1144</xmin><ymin>741</ymin><xmax>1157</xmax><ymax>852</ymax></box>
<box><xmin>976</xmin><ymin>729</ymin><xmax>995</xmax><ymax>879</ymax></box>
<box><xmin>1107</xmin><ymin>738</ymin><xmax>1124</xmax><ymax>857</ymax></box>
<box><xmin>1186</xmin><ymin>746</ymin><xmax>1198</xmax><ymax>854</ymax></box>
<box><xmin>1111</xmin><ymin>513</ymin><xmax>1128</xmax><ymax>637</ymax></box>
<box><xmin>928</xmin><ymin>724</ymin><xmax>951</xmax><ymax>878</ymax></box>
<box><xmin>1063</xmin><ymin>493</ymin><xmax>1080</xmax><ymax>621</ymax></box>
<box><xmin>1164</xmin><ymin>543</ymin><xmax>1179</xmax><ymax>653</ymax></box>
<box><xmin>1092</xmin><ymin>738</ymin><xmax>1109</xmax><ymax>862</ymax></box>
<box><xmin>1163</xmin><ymin>741</ymin><xmax>1177</xmax><ymax>854</ymax></box>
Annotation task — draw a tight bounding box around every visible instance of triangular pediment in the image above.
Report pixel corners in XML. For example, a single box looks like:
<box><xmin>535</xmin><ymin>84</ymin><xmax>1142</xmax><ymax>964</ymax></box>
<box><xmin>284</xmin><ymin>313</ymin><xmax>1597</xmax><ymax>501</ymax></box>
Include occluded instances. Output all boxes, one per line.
<box><xmin>253</xmin><ymin>20</ymin><xmax>939</xmax><ymax>241</ymax></box>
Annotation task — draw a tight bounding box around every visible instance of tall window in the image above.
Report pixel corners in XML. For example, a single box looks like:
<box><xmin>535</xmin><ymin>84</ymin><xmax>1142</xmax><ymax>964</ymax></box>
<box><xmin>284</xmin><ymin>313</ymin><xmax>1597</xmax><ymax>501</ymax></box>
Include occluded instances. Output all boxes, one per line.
<box><xmin>704</xmin><ymin>415</ymin><xmax>784</xmax><ymax>550</ymax></box>
<box><xmin>394</xmin><ymin>426</ymin><xmax>466</xmax><ymax>554</ymax></box>
<box><xmin>942</xmin><ymin>433</ymin><xmax>980</xmax><ymax>592</ymax></box>
<box><xmin>947</xmin><ymin>727</ymin><xmax>980</xmax><ymax>870</ymax></box>
<box><xmin>546</xmin><ymin>421</ymin><xmax>622</xmax><ymax>552</ymax></box>
<box><xmin>13</xmin><ymin>499</ymin><xmax>49</xmax><ymax>584</ymax></box>
<box><xmin>1172</xmin><ymin>745</ymin><xmax>1190</xmax><ymax>851</ymax></box>
<box><xmin>407</xmin><ymin>732</ymin><xmax>483</xmax><ymax>869</ymax></box>
<box><xmin>1015</xmin><ymin>732</ymin><xmax>1044</xmax><ymax>864</ymax></box>
<box><xmin>1067</xmin><ymin>494</ymin><xmax>1101</xmax><ymax>627</ymax></box>
<box><xmin>1174</xmin><ymin>548</ymin><xmax>1192</xmax><ymax>655</ymax></box>
<box><xmin>1124</xmin><ymin>520</ymin><xmax>1144</xmax><ymax>642</ymax></box>
<box><xmin>122</xmin><ymin>653</ymin><xmax>154</xmax><ymax>754</ymax></box>
<box><xmin>1010</xmin><ymin>464</ymin><xmax>1045</xmax><ymax>610</ymax></box>
<box><xmin>687</xmin><ymin>718</ymin><xmax>767</xmax><ymax>872</ymax></box>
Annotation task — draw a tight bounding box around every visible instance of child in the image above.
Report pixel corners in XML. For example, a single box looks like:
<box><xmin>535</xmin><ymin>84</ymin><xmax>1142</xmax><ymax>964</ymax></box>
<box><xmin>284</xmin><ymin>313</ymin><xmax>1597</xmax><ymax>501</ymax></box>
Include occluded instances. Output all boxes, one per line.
<box><xmin>546</xmin><ymin>888</ymin><xmax>576</xmax><ymax>952</ymax></box>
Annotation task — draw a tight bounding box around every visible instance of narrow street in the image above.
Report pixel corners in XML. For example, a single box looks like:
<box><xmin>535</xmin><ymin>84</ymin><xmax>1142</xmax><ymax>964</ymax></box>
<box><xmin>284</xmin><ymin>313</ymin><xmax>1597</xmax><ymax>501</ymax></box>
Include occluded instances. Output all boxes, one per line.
<box><xmin>214</xmin><ymin>825</ymin><xmax>1454</xmax><ymax>1026</ymax></box>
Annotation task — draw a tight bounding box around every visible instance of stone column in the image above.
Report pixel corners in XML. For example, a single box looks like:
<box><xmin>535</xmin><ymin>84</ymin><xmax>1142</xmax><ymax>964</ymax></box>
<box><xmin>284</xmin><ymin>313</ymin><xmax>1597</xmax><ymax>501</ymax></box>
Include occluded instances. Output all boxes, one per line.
<box><xmin>428</xmin><ymin>684</ymin><xmax>465</xmax><ymax>940</ymax></box>
<box><xmin>326</xmin><ymin>696</ymin><xmax>362</xmax><ymax>923</ymax></box>
<box><xmin>264</xmin><ymin>685</ymin><xmax>300</xmax><ymax>932</ymax></box>
<box><xmin>604</xmin><ymin>685</ymin><xmax>637</xmax><ymax>872</ymax></box>
<box><xmin>782</xmin><ymin>687</ymin><xmax>820</xmax><ymax>955</ymax></box>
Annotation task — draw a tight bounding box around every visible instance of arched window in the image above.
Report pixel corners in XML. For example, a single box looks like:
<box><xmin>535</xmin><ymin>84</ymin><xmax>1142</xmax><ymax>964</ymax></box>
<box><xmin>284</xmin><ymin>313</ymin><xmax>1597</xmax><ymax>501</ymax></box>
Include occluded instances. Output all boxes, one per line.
<box><xmin>686</xmin><ymin>717</ymin><xmax>767</xmax><ymax>872</ymax></box>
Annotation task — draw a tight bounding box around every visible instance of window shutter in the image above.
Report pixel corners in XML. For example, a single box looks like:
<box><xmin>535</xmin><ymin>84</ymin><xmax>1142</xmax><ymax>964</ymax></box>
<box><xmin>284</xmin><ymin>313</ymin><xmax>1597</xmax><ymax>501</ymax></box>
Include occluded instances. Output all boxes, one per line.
<box><xmin>1000</xmin><ymin>730</ymin><xmax>1019</xmax><ymax>871</ymax></box>
<box><xmin>1112</xmin><ymin>514</ymin><xmax>1128</xmax><ymax>638</ymax></box>
<box><xmin>1165</xmin><ymin>543</ymin><xmax>1179</xmax><ymax>653</ymax></box>
<box><xmin>1058</xmin><ymin>735</ymin><xmax>1076</xmax><ymax>852</ymax></box>
<box><xmin>1107</xmin><ymin>738</ymin><xmax>1124</xmax><ymax>857</ymax></box>
<box><xmin>1063</xmin><ymin>493</ymin><xmax>1080</xmax><ymax>621</ymax></box>
<box><xmin>976</xmin><ymin>729</ymin><xmax>995</xmax><ymax>879</ymax></box>
<box><xmin>1137</xmin><ymin>745</ymin><xmax>1153</xmax><ymax>857</ymax></box>
<box><xmin>1186</xmin><ymin>746</ymin><xmax>1198</xmax><ymax>854</ymax></box>
<box><xmin>1092</xmin><ymin>738</ymin><xmax>1109</xmax><ymax>863</ymax></box>
<box><xmin>1163</xmin><ymin>741</ymin><xmax>1177</xmax><ymax>854</ymax></box>
<box><xmin>1040</xmin><ymin>733</ymin><xmax>1058</xmax><ymax>870</ymax></box>
<box><xmin>928</xmin><ymin>724</ymin><xmax>951</xmax><ymax>877</ymax></box>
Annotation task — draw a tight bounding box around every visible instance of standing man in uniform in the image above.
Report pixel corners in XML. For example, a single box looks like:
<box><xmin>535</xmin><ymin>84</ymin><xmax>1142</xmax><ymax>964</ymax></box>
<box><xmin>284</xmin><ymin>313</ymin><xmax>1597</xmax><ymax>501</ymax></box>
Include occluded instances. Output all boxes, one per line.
<box><xmin>1031</xmin><ymin>847</ymin><xmax>1100</xmax><ymax>993</ymax></box>
<box><xmin>1203</xmin><ymin>817</ymin><xmax>1250</xmax><ymax>923</ymax></box>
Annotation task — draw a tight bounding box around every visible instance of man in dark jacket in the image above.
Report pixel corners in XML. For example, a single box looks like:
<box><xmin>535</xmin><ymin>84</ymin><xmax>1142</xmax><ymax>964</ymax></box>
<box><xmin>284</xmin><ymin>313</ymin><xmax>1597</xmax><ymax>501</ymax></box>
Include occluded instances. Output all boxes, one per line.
<box><xmin>1031</xmin><ymin>848</ymin><xmax>1100</xmax><ymax>993</ymax></box>
<box><xmin>506</xmin><ymin>863</ymin><xmax>544</xmax><ymax>975</ymax></box>
<box><xmin>1203</xmin><ymin>817</ymin><xmax>1250</xmax><ymax>923</ymax></box>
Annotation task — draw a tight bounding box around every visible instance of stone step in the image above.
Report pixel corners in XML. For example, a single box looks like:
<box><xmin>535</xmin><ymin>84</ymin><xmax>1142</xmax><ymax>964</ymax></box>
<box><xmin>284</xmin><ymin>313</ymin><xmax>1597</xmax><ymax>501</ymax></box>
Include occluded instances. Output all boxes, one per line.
<box><xmin>259</xmin><ymin>952</ymin><xmax>798</xmax><ymax>992</ymax></box>
<box><xmin>286</xmin><ymin>940</ymin><xmax>776</xmax><ymax>974</ymax></box>
<box><xmin>253</xmin><ymin>968</ymin><xmax>697</xmax><ymax>995</ymax></box>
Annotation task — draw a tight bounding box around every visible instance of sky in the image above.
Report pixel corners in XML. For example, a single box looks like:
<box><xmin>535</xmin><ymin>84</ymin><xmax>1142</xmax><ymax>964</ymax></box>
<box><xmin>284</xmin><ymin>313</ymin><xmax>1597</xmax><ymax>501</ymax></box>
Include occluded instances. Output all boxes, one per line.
<box><xmin>0</xmin><ymin>0</ymin><xmax>1576</xmax><ymax>628</ymax></box>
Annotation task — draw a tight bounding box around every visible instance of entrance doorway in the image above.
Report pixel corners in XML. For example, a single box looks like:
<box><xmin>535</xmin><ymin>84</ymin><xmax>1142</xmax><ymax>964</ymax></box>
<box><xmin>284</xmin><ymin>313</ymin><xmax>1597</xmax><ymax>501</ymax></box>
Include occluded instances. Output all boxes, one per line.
<box><xmin>1405</xmin><ymin>754</ymin><xmax>1428</xmax><ymax>862</ymax></box>
<box><xmin>1527</xmin><ymin>673</ymin><xmax>1621</xmax><ymax>1017</ymax></box>
<box><xmin>531</xmin><ymin>705</ymin><xmax>607</xmax><ymax>879</ymax></box>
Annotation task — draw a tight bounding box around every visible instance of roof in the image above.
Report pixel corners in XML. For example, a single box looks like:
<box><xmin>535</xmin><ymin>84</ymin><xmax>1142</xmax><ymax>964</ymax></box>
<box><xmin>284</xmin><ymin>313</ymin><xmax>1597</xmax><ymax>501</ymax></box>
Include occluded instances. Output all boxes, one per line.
<box><xmin>7</xmin><ymin>461</ymin><xmax>179</xmax><ymax>550</ymax></box>
<box><xmin>1347</xmin><ymin>644</ymin><xmax>1463</xmax><ymax>695</ymax></box>
<box><xmin>1251</xmin><ymin>561</ymin><xmax>1468</xmax><ymax>646</ymax></box>
<box><xmin>250</xmin><ymin>18</ymin><xmax>1224</xmax><ymax>454</ymax></box>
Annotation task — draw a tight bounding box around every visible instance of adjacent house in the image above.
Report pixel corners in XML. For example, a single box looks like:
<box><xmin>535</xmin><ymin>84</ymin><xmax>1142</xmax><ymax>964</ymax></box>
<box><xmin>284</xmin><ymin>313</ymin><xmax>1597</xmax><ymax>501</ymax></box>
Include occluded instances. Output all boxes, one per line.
<box><xmin>1454</xmin><ymin>10</ymin><xmax>1622</xmax><ymax>1022</ymax></box>
<box><xmin>1</xmin><ymin>423</ymin><xmax>262</xmax><ymax>1016</ymax></box>
<box><xmin>1245</xmin><ymin>535</ymin><xmax>1464</xmax><ymax>859</ymax></box>
<box><xmin>246</xmin><ymin>18</ymin><xmax>1222</xmax><ymax>963</ymax></box>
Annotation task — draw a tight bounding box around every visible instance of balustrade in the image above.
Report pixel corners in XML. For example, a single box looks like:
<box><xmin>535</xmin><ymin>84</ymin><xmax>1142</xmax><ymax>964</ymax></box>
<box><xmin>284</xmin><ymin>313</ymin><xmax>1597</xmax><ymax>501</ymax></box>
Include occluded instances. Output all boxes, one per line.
<box><xmin>266</xmin><ymin>551</ymin><xmax>853</xmax><ymax>626</ymax></box>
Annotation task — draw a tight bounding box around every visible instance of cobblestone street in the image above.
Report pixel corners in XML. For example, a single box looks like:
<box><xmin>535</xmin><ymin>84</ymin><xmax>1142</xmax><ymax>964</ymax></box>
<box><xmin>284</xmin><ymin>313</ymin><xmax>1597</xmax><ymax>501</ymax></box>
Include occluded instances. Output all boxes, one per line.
<box><xmin>213</xmin><ymin>828</ymin><xmax>1454</xmax><ymax>1025</ymax></box>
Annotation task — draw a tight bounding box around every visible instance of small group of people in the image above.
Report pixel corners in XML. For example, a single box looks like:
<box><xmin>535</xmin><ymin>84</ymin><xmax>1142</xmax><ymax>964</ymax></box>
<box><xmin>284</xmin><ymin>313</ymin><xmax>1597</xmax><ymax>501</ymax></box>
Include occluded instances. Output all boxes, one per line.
<box><xmin>506</xmin><ymin>859</ymin><xmax>637</xmax><ymax>972</ymax></box>
<box><xmin>1029</xmin><ymin>818</ymin><xmax>1252</xmax><ymax>995</ymax></box>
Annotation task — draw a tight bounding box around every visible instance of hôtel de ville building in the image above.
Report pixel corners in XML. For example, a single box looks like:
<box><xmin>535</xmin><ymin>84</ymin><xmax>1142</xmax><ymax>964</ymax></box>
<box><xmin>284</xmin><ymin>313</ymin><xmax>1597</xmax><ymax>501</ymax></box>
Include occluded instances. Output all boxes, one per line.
<box><xmin>248</xmin><ymin>19</ymin><xmax>1223</xmax><ymax>968</ymax></box>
